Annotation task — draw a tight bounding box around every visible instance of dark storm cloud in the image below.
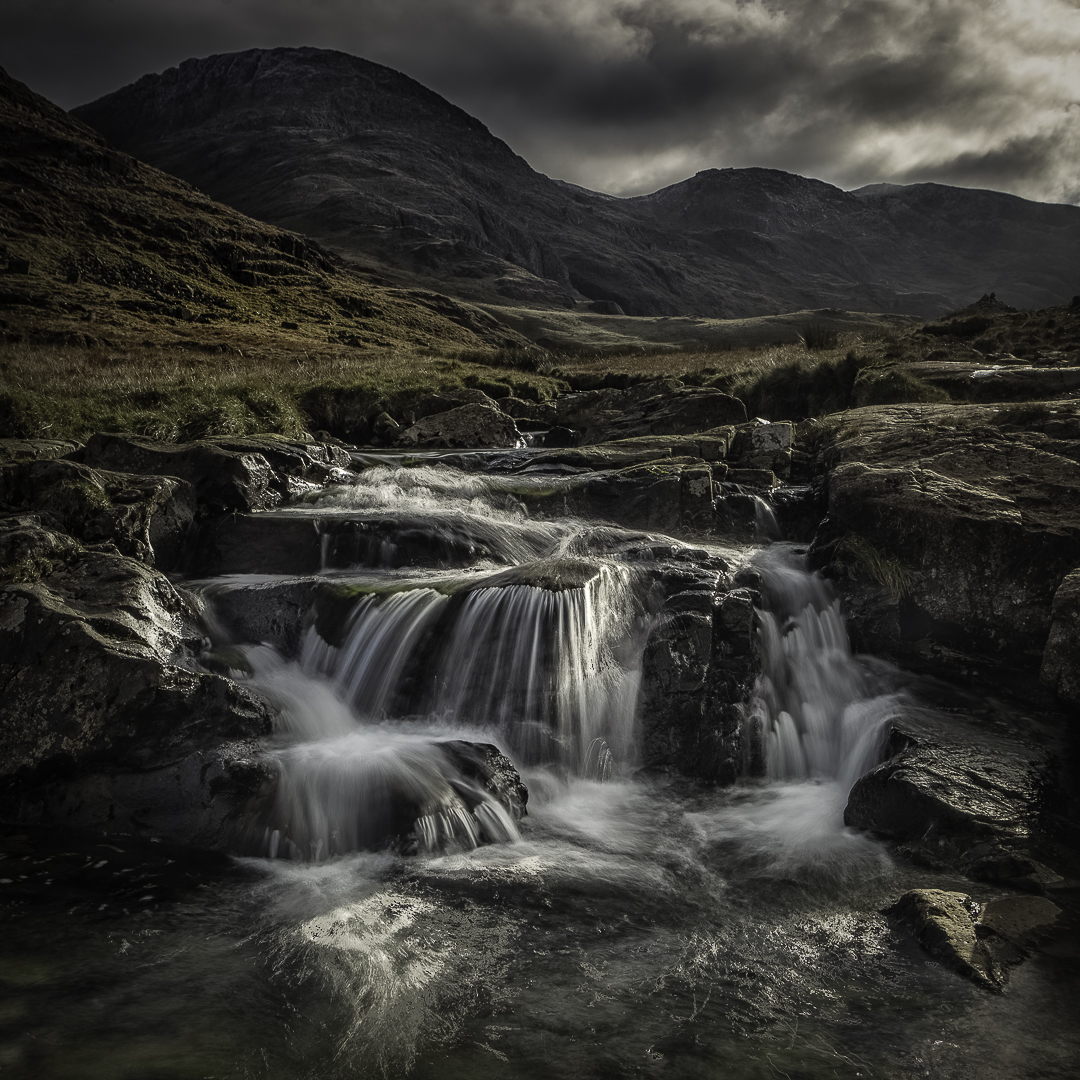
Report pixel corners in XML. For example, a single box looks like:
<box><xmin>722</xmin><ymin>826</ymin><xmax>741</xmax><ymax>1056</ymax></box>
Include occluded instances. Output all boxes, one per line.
<box><xmin>4</xmin><ymin>0</ymin><xmax>1079</xmax><ymax>204</ymax></box>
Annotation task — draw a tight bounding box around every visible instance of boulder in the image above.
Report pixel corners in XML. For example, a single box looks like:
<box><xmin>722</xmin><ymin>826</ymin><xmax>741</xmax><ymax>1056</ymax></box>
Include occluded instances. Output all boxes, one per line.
<box><xmin>439</xmin><ymin>740</ymin><xmax>529</xmax><ymax>821</ymax></box>
<box><xmin>244</xmin><ymin>738</ymin><xmax>527</xmax><ymax>859</ymax></box>
<box><xmin>640</xmin><ymin>582</ymin><xmax>760</xmax><ymax>782</ymax></box>
<box><xmin>0</xmin><ymin>547</ymin><xmax>276</xmax><ymax>847</ymax></box>
<box><xmin>888</xmin><ymin>890</ymin><xmax>1005</xmax><ymax>991</ymax></box>
<box><xmin>888</xmin><ymin>889</ymin><xmax>1061</xmax><ymax>991</ymax></box>
<box><xmin>395</xmin><ymin>402</ymin><xmax>523</xmax><ymax>449</ymax></box>
<box><xmin>844</xmin><ymin>719</ymin><xmax>1044</xmax><ymax>852</ymax></box>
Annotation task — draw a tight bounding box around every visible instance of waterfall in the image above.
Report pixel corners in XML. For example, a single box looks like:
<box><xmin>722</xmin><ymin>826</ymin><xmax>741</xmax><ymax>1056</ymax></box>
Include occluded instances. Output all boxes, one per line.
<box><xmin>749</xmin><ymin>545</ymin><xmax>899</xmax><ymax>789</ymax></box>
<box><xmin>686</xmin><ymin>543</ymin><xmax>900</xmax><ymax>875</ymax></box>
<box><xmin>300</xmin><ymin>562</ymin><xmax>646</xmax><ymax>775</ymax></box>
<box><xmin>426</xmin><ymin>566</ymin><xmax>645</xmax><ymax>772</ymax></box>
<box><xmin>214</xmin><ymin>559</ymin><xmax>648</xmax><ymax>859</ymax></box>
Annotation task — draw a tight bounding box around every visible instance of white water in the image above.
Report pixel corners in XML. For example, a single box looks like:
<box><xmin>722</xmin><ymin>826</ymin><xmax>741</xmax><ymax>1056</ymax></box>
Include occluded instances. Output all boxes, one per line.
<box><xmin>750</xmin><ymin>545</ymin><xmax>899</xmax><ymax>788</ymax></box>
<box><xmin>215</xmin><ymin>554</ymin><xmax>653</xmax><ymax>859</ymax></box>
<box><xmin>688</xmin><ymin>544</ymin><xmax>900</xmax><ymax>877</ymax></box>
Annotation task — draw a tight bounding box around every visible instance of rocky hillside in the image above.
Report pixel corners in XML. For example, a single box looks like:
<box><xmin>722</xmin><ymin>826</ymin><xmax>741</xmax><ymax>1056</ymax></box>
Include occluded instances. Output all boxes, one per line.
<box><xmin>0</xmin><ymin>65</ymin><xmax>521</xmax><ymax>355</ymax></box>
<box><xmin>74</xmin><ymin>47</ymin><xmax>1080</xmax><ymax>319</ymax></box>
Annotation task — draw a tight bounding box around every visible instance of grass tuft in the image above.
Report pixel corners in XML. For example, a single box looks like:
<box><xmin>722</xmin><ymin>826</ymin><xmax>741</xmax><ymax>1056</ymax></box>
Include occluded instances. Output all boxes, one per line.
<box><xmin>833</xmin><ymin>534</ymin><xmax>921</xmax><ymax>598</ymax></box>
<box><xmin>800</xmin><ymin>321</ymin><xmax>840</xmax><ymax>350</ymax></box>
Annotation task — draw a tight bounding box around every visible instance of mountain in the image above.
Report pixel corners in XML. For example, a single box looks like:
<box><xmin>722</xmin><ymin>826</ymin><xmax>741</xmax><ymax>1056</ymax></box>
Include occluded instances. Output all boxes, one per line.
<box><xmin>0</xmin><ymin>64</ymin><xmax>519</xmax><ymax>355</ymax></box>
<box><xmin>73</xmin><ymin>47</ymin><xmax>1080</xmax><ymax>319</ymax></box>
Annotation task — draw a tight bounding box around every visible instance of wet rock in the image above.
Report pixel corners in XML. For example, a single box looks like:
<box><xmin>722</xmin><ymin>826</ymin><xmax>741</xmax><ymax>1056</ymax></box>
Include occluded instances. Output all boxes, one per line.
<box><xmin>190</xmin><ymin>511</ymin><xmax>504</xmax><ymax>576</ymax></box>
<box><xmin>395</xmin><ymin>401</ymin><xmax>523</xmax><ymax>449</ymax></box>
<box><xmin>978</xmin><ymin>894</ymin><xmax>1061</xmax><ymax>950</ymax></box>
<box><xmin>75</xmin><ymin>433</ymin><xmax>354</xmax><ymax>515</ymax></box>
<box><xmin>888</xmin><ymin>889</ymin><xmax>1005</xmax><ymax>991</ymax></box>
<box><xmin>0</xmin><ymin>514</ymin><xmax>82</xmax><ymax>580</ymax></box>
<box><xmin>527</xmin><ymin>433</ymin><xmax>729</xmax><ymax>471</ymax></box>
<box><xmin>246</xmin><ymin>739</ymin><xmax>527</xmax><ymax>858</ymax></box>
<box><xmin>889</xmin><ymin>888</ymin><xmax>1062</xmax><ymax>991</ymax></box>
<box><xmin>844</xmin><ymin>720</ymin><xmax>1043</xmax><ymax>849</ymax></box>
<box><xmin>567</xmin><ymin>459</ymin><xmax>722</xmax><ymax>533</ymax></box>
<box><xmin>0</xmin><ymin>458</ymin><xmax>195</xmax><ymax>569</ymax></box>
<box><xmin>462</xmin><ymin>558</ymin><xmax>602</xmax><ymax>593</ymax></box>
<box><xmin>640</xmin><ymin>582</ymin><xmax>759</xmax><ymax>782</ymax></box>
<box><xmin>439</xmin><ymin>740</ymin><xmax>529</xmax><ymax>820</ymax></box>
<box><xmin>0</xmin><ymin>550</ymin><xmax>275</xmax><ymax>846</ymax></box>
<box><xmin>1041</xmin><ymin>568</ymin><xmax>1080</xmax><ymax>707</ymax></box>
<box><xmin>959</xmin><ymin>841</ymin><xmax>1065</xmax><ymax>894</ymax></box>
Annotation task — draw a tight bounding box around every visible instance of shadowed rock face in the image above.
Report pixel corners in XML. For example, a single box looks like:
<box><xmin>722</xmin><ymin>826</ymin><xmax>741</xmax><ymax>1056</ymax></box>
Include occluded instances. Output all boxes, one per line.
<box><xmin>74</xmin><ymin>48</ymin><xmax>1080</xmax><ymax>319</ymax></box>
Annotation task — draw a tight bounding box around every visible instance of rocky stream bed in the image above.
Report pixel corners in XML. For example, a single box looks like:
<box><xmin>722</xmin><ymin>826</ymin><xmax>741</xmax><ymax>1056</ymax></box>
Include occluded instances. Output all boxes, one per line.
<box><xmin>1</xmin><ymin>379</ymin><xmax>1078</xmax><ymax>1079</ymax></box>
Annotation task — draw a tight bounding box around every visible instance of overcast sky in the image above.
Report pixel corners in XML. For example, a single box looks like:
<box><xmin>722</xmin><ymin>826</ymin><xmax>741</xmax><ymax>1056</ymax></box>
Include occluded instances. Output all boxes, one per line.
<box><xmin>5</xmin><ymin>0</ymin><xmax>1080</xmax><ymax>204</ymax></box>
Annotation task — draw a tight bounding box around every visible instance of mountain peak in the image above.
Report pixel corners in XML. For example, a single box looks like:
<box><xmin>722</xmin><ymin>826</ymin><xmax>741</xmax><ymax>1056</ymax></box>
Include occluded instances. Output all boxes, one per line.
<box><xmin>72</xmin><ymin>48</ymin><xmax>1080</xmax><ymax>318</ymax></box>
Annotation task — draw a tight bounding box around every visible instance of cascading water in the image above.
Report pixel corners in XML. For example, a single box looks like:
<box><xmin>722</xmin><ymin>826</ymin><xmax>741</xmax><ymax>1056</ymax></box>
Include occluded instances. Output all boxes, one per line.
<box><xmin>750</xmin><ymin>545</ymin><xmax>900</xmax><ymax>790</ymax></box>
<box><xmin>14</xmin><ymin>454</ymin><xmax>1078</xmax><ymax>1080</ymax></box>
<box><xmin>210</xmin><ymin>553</ymin><xmax>650</xmax><ymax>860</ymax></box>
<box><xmin>690</xmin><ymin>542</ymin><xmax>901</xmax><ymax>874</ymax></box>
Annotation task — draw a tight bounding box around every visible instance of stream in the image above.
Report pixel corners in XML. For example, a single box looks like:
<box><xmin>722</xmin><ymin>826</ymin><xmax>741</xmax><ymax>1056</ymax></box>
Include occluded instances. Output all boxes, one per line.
<box><xmin>2</xmin><ymin>452</ymin><xmax>1078</xmax><ymax>1079</ymax></box>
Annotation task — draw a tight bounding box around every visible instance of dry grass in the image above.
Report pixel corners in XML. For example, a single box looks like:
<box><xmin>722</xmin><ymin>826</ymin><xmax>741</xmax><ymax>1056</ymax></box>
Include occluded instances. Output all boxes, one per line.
<box><xmin>0</xmin><ymin>341</ymin><xmax>566</xmax><ymax>442</ymax></box>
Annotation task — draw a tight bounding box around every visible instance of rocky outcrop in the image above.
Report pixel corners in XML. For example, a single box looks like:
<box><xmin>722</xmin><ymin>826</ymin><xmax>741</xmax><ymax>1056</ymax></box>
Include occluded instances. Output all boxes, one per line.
<box><xmin>0</xmin><ymin>543</ymin><xmax>275</xmax><ymax>847</ymax></box>
<box><xmin>844</xmin><ymin>716</ymin><xmax>1045</xmax><ymax>854</ymax></box>
<box><xmin>0</xmin><ymin>438</ymin><xmax>82</xmax><ymax>465</ymax></box>
<box><xmin>810</xmin><ymin>401</ymin><xmax>1080</xmax><ymax>672</ymax></box>
<box><xmin>640</xmin><ymin>568</ymin><xmax>761</xmax><ymax>782</ymax></box>
<box><xmin>75</xmin><ymin>433</ymin><xmax>354</xmax><ymax>514</ymax></box>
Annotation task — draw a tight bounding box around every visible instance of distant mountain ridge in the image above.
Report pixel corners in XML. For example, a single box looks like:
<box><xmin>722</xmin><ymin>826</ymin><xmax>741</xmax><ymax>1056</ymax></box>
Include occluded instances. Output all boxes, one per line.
<box><xmin>74</xmin><ymin>47</ymin><xmax>1080</xmax><ymax>319</ymax></box>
